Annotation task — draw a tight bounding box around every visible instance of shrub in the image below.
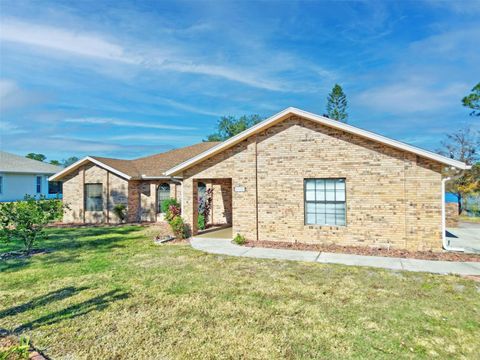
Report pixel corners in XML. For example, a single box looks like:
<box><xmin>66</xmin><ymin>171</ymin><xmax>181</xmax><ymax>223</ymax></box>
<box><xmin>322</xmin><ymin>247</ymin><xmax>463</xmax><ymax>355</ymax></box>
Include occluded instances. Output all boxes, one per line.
<box><xmin>161</xmin><ymin>198</ymin><xmax>180</xmax><ymax>214</ymax></box>
<box><xmin>198</xmin><ymin>214</ymin><xmax>205</xmax><ymax>230</ymax></box>
<box><xmin>0</xmin><ymin>196</ymin><xmax>64</xmax><ymax>251</ymax></box>
<box><xmin>169</xmin><ymin>216</ymin><xmax>187</xmax><ymax>239</ymax></box>
<box><xmin>165</xmin><ymin>204</ymin><xmax>181</xmax><ymax>223</ymax></box>
<box><xmin>233</xmin><ymin>233</ymin><xmax>246</xmax><ymax>245</ymax></box>
<box><xmin>112</xmin><ymin>204</ymin><xmax>126</xmax><ymax>222</ymax></box>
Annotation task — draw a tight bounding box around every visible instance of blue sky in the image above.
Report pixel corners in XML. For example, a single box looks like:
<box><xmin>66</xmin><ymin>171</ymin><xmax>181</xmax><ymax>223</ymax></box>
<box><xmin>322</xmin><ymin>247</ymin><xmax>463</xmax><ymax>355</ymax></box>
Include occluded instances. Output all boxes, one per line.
<box><xmin>0</xmin><ymin>0</ymin><xmax>479</xmax><ymax>161</ymax></box>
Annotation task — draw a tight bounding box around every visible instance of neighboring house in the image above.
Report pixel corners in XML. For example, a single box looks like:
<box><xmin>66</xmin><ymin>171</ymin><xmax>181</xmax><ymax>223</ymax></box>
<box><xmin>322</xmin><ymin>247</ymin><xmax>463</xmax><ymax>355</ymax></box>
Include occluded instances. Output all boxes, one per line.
<box><xmin>0</xmin><ymin>151</ymin><xmax>63</xmax><ymax>202</ymax></box>
<box><xmin>52</xmin><ymin>108</ymin><xmax>469</xmax><ymax>252</ymax></box>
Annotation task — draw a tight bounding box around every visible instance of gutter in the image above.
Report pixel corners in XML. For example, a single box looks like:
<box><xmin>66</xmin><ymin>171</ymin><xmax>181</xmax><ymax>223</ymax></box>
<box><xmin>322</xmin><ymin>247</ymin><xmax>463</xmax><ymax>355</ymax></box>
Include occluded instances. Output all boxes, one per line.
<box><xmin>441</xmin><ymin>176</ymin><xmax>464</xmax><ymax>252</ymax></box>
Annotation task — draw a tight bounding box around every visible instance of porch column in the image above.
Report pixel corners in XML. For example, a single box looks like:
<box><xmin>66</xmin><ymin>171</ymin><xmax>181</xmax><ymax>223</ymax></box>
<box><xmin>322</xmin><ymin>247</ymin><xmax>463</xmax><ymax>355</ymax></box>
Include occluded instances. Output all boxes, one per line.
<box><xmin>183</xmin><ymin>178</ymin><xmax>199</xmax><ymax>236</ymax></box>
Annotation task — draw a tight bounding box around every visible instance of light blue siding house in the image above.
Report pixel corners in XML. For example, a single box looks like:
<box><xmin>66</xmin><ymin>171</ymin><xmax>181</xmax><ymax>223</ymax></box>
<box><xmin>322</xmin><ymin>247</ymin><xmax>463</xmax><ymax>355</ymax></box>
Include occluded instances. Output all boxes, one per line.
<box><xmin>0</xmin><ymin>151</ymin><xmax>63</xmax><ymax>202</ymax></box>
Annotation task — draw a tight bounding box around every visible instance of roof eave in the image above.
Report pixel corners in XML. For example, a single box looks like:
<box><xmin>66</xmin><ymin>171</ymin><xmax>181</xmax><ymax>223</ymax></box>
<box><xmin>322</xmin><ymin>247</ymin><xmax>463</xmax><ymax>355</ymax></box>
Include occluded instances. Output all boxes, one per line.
<box><xmin>165</xmin><ymin>107</ymin><xmax>469</xmax><ymax>175</ymax></box>
<box><xmin>49</xmin><ymin>156</ymin><xmax>132</xmax><ymax>181</ymax></box>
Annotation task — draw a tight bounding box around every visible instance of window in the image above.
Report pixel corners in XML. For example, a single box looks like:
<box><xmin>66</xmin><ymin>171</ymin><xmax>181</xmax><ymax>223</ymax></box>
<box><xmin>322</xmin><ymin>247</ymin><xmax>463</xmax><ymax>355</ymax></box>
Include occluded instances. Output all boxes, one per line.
<box><xmin>0</xmin><ymin>175</ymin><xmax>3</xmax><ymax>194</ymax></box>
<box><xmin>305</xmin><ymin>178</ymin><xmax>346</xmax><ymax>226</ymax></box>
<box><xmin>198</xmin><ymin>181</ymin><xmax>206</xmax><ymax>200</ymax></box>
<box><xmin>157</xmin><ymin>183</ymin><xmax>170</xmax><ymax>213</ymax></box>
<box><xmin>49</xmin><ymin>181</ymin><xmax>63</xmax><ymax>195</ymax></box>
<box><xmin>36</xmin><ymin>176</ymin><xmax>42</xmax><ymax>194</ymax></box>
<box><xmin>85</xmin><ymin>184</ymin><xmax>103</xmax><ymax>211</ymax></box>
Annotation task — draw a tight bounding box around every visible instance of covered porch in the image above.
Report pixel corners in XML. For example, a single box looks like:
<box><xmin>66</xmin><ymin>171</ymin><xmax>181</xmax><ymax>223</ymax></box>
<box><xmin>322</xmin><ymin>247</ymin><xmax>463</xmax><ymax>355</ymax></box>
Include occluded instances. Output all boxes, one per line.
<box><xmin>187</xmin><ymin>178</ymin><xmax>233</xmax><ymax>237</ymax></box>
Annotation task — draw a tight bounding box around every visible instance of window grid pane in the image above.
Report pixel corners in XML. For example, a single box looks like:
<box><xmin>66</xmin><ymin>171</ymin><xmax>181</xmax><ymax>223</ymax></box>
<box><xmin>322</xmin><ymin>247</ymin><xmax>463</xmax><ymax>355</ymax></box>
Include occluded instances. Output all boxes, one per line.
<box><xmin>157</xmin><ymin>183</ymin><xmax>171</xmax><ymax>213</ymax></box>
<box><xmin>36</xmin><ymin>176</ymin><xmax>42</xmax><ymax>194</ymax></box>
<box><xmin>85</xmin><ymin>184</ymin><xmax>103</xmax><ymax>211</ymax></box>
<box><xmin>305</xmin><ymin>178</ymin><xmax>346</xmax><ymax>226</ymax></box>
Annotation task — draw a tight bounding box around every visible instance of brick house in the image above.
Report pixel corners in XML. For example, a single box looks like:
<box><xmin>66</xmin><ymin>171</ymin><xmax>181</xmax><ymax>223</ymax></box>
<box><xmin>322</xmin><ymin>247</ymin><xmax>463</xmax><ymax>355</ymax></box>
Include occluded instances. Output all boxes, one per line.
<box><xmin>52</xmin><ymin>107</ymin><xmax>469</xmax><ymax>251</ymax></box>
<box><xmin>50</xmin><ymin>142</ymin><xmax>219</xmax><ymax>223</ymax></box>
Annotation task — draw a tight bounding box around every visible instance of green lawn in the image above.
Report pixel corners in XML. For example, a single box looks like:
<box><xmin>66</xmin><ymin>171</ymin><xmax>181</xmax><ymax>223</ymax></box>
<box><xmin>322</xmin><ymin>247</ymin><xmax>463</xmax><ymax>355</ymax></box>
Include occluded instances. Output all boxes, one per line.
<box><xmin>1</xmin><ymin>226</ymin><xmax>479</xmax><ymax>359</ymax></box>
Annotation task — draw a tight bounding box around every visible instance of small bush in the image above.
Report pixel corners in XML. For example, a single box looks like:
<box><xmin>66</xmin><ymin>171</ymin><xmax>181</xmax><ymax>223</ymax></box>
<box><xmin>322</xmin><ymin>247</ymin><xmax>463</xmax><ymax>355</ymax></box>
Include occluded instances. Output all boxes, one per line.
<box><xmin>169</xmin><ymin>216</ymin><xmax>187</xmax><ymax>239</ymax></box>
<box><xmin>233</xmin><ymin>233</ymin><xmax>246</xmax><ymax>245</ymax></box>
<box><xmin>161</xmin><ymin>198</ymin><xmax>180</xmax><ymax>214</ymax></box>
<box><xmin>165</xmin><ymin>204</ymin><xmax>181</xmax><ymax>223</ymax></box>
<box><xmin>0</xmin><ymin>196</ymin><xmax>65</xmax><ymax>251</ymax></box>
<box><xmin>198</xmin><ymin>214</ymin><xmax>205</xmax><ymax>230</ymax></box>
<box><xmin>112</xmin><ymin>204</ymin><xmax>126</xmax><ymax>222</ymax></box>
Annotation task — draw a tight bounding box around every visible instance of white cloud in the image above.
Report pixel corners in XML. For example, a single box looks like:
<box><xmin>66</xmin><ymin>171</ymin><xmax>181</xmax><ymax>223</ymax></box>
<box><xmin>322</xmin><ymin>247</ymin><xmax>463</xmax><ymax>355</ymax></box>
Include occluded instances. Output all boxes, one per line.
<box><xmin>0</xmin><ymin>79</ymin><xmax>44</xmax><ymax>111</ymax></box>
<box><xmin>0</xmin><ymin>19</ymin><xmax>139</xmax><ymax>63</ymax></box>
<box><xmin>0</xmin><ymin>18</ymin><xmax>293</xmax><ymax>91</ymax></box>
<box><xmin>0</xmin><ymin>120</ymin><xmax>27</xmax><ymax>135</ymax></box>
<box><xmin>64</xmin><ymin>117</ymin><xmax>197</xmax><ymax>130</ymax></box>
<box><xmin>354</xmin><ymin>81</ymin><xmax>468</xmax><ymax>114</ymax></box>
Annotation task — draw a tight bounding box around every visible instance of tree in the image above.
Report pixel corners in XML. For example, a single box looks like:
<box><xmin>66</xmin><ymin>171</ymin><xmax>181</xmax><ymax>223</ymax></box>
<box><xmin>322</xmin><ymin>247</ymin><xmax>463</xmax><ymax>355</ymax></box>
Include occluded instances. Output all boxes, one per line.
<box><xmin>62</xmin><ymin>156</ymin><xmax>79</xmax><ymax>168</ymax></box>
<box><xmin>26</xmin><ymin>153</ymin><xmax>46</xmax><ymax>162</ymax></box>
<box><xmin>438</xmin><ymin>127</ymin><xmax>480</xmax><ymax>214</ymax></box>
<box><xmin>0</xmin><ymin>196</ymin><xmax>63</xmax><ymax>252</ymax></box>
<box><xmin>49</xmin><ymin>160</ymin><xmax>61</xmax><ymax>166</ymax></box>
<box><xmin>462</xmin><ymin>82</ymin><xmax>480</xmax><ymax>116</ymax></box>
<box><xmin>326</xmin><ymin>84</ymin><xmax>348</xmax><ymax>122</ymax></box>
<box><xmin>205</xmin><ymin>115</ymin><xmax>263</xmax><ymax>141</ymax></box>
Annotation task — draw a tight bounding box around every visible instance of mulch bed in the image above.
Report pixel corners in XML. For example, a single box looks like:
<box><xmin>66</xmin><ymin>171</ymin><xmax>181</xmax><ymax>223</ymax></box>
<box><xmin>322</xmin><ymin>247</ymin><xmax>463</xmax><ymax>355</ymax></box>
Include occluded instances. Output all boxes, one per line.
<box><xmin>0</xmin><ymin>335</ymin><xmax>49</xmax><ymax>360</ymax></box>
<box><xmin>46</xmin><ymin>222</ymin><xmax>153</xmax><ymax>228</ymax></box>
<box><xmin>244</xmin><ymin>240</ymin><xmax>480</xmax><ymax>262</ymax></box>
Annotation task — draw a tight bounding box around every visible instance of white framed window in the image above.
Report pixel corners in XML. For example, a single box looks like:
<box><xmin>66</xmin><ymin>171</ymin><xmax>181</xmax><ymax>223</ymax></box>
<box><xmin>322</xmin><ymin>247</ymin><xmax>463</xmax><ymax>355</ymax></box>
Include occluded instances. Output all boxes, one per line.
<box><xmin>85</xmin><ymin>183</ymin><xmax>103</xmax><ymax>211</ymax></box>
<box><xmin>305</xmin><ymin>178</ymin><xmax>346</xmax><ymax>226</ymax></box>
<box><xmin>157</xmin><ymin>183</ymin><xmax>170</xmax><ymax>213</ymax></box>
<box><xmin>36</xmin><ymin>175</ymin><xmax>42</xmax><ymax>194</ymax></box>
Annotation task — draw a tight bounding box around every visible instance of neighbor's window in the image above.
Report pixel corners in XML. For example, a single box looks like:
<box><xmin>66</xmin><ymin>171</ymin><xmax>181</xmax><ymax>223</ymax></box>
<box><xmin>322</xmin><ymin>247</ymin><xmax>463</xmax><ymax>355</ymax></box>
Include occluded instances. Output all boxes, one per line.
<box><xmin>85</xmin><ymin>184</ymin><xmax>103</xmax><ymax>211</ymax></box>
<box><xmin>36</xmin><ymin>176</ymin><xmax>42</xmax><ymax>194</ymax></box>
<box><xmin>305</xmin><ymin>178</ymin><xmax>346</xmax><ymax>226</ymax></box>
<box><xmin>157</xmin><ymin>183</ymin><xmax>170</xmax><ymax>213</ymax></box>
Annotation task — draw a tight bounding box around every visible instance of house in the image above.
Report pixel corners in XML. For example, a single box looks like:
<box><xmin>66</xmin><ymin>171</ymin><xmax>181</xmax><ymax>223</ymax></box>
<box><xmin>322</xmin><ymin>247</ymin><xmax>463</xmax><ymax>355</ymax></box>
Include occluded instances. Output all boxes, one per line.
<box><xmin>49</xmin><ymin>142</ymin><xmax>220</xmax><ymax>223</ymax></box>
<box><xmin>51</xmin><ymin>108</ymin><xmax>469</xmax><ymax>251</ymax></box>
<box><xmin>0</xmin><ymin>151</ymin><xmax>63</xmax><ymax>202</ymax></box>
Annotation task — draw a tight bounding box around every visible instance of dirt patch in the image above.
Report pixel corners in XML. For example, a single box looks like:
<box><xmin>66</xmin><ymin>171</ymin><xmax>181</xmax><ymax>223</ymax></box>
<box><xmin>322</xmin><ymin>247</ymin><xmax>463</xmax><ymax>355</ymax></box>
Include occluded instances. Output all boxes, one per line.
<box><xmin>244</xmin><ymin>240</ymin><xmax>480</xmax><ymax>262</ymax></box>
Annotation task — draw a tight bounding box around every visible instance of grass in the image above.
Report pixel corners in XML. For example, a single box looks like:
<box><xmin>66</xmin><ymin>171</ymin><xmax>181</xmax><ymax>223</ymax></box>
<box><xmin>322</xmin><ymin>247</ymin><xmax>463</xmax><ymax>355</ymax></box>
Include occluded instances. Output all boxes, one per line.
<box><xmin>1</xmin><ymin>226</ymin><xmax>480</xmax><ymax>359</ymax></box>
<box><xmin>460</xmin><ymin>215</ymin><xmax>480</xmax><ymax>223</ymax></box>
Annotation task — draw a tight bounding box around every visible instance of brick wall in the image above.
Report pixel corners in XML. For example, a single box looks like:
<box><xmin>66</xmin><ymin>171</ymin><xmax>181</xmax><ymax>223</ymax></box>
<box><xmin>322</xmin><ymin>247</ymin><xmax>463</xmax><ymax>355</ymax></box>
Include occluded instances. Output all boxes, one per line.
<box><xmin>62</xmin><ymin>163</ymin><xmax>180</xmax><ymax>224</ymax></box>
<box><xmin>446</xmin><ymin>202</ymin><xmax>459</xmax><ymax>228</ymax></box>
<box><xmin>62</xmin><ymin>163</ymin><xmax>128</xmax><ymax>223</ymax></box>
<box><xmin>182</xmin><ymin>115</ymin><xmax>444</xmax><ymax>251</ymax></box>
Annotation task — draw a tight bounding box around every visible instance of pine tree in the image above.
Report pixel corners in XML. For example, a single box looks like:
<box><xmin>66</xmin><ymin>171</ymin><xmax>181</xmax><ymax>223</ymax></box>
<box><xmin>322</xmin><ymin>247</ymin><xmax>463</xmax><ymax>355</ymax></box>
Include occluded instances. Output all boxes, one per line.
<box><xmin>326</xmin><ymin>84</ymin><xmax>348</xmax><ymax>122</ymax></box>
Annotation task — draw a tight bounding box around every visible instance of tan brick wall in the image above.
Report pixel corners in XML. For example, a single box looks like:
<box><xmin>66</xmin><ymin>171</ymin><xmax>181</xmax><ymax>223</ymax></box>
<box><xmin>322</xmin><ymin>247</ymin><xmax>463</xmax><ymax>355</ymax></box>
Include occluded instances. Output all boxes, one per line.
<box><xmin>446</xmin><ymin>203</ymin><xmax>459</xmax><ymax>227</ymax></box>
<box><xmin>127</xmin><ymin>179</ymin><xmax>180</xmax><ymax>222</ymax></box>
<box><xmin>62</xmin><ymin>163</ymin><xmax>129</xmax><ymax>223</ymax></box>
<box><xmin>182</xmin><ymin>115</ymin><xmax>444</xmax><ymax>251</ymax></box>
<box><xmin>210</xmin><ymin>179</ymin><xmax>232</xmax><ymax>226</ymax></box>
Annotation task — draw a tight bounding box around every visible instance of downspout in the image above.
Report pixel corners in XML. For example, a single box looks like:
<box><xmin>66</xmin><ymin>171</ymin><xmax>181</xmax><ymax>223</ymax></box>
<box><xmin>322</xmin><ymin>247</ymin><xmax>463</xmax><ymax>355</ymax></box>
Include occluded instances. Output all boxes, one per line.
<box><xmin>442</xmin><ymin>177</ymin><xmax>464</xmax><ymax>252</ymax></box>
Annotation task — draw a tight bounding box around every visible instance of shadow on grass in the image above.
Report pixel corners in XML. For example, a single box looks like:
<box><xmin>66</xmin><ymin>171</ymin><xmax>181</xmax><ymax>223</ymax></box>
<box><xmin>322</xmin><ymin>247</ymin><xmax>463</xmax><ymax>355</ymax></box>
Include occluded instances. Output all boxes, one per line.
<box><xmin>0</xmin><ymin>286</ymin><xmax>89</xmax><ymax>319</ymax></box>
<box><xmin>1</xmin><ymin>226</ymin><xmax>144</xmax><ymax>273</ymax></box>
<box><xmin>12</xmin><ymin>289</ymin><xmax>130</xmax><ymax>334</ymax></box>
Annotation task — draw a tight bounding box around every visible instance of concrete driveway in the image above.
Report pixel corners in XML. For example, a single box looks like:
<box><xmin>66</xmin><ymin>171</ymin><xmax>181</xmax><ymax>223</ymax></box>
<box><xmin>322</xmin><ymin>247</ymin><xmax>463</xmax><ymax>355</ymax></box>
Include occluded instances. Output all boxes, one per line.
<box><xmin>447</xmin><ymin>222</ymin><xmax>480</xmax><ymax>253</ymax></box>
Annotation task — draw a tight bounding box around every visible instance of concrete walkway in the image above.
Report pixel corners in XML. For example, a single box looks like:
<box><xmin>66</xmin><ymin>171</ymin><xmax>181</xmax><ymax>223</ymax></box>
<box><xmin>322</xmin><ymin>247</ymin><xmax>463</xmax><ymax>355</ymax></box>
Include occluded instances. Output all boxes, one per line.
<box><xmin>190</xmin><ymin>238</ymin><xmax>480</xmax><ymax>276</ymax></box>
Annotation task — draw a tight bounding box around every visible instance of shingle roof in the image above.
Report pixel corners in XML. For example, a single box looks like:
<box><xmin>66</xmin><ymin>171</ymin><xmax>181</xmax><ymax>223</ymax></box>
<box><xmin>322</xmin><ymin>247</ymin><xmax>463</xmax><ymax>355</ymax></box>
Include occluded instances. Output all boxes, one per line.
<box><xmin>0</xmin><ymin>151</ymin><xmax>63</xmax><ymax>174</ymax></box>
<box><xmin>132</xmin><ymin>142</ymin><xmax>221</xmax><ymax>177</ymax></box>
<box><xmin>51</xmin><ymin>142</ymin><xmax>221</xmax><ymax>180</ymax></box>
